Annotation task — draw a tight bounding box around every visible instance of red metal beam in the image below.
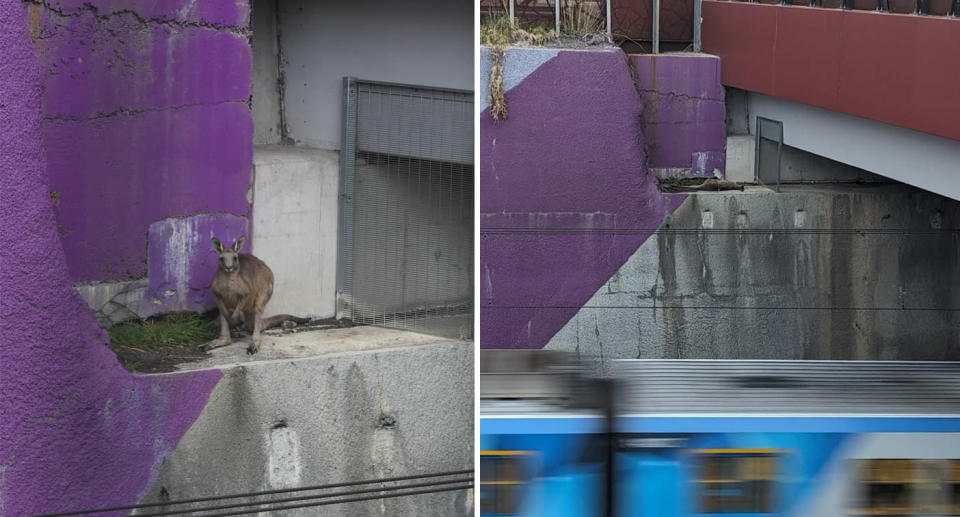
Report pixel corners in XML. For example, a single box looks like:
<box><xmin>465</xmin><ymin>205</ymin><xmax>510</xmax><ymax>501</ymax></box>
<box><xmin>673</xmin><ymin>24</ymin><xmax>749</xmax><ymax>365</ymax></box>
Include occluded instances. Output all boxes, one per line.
<box><xmin>701</xmin><ymin>1</ymin><xmax>960</xmax><ymax>142</ymax></box>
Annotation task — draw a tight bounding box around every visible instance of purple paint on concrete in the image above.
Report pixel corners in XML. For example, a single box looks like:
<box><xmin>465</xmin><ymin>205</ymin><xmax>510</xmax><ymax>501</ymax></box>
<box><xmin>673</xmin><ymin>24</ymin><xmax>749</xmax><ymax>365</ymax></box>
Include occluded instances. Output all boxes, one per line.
<box><xmin>148</xmin><ymin>213</ymin><xmax>249</xmax><ymax>309</ymax></box>
<box><xmin>480</xmin><ymin>50</ymin><xmax>685</xmax><ymax>349</ymax></box>
<box><xmin>1</xmin><ymin>4</ymin><xmax>221</xmax><ymax>515</ymax></box>
<box><xmin>41</xmin><ymin>0</ymin><xmax>249</xmax><ymax>28</ymax></box>
<box><xmin>34</xmin><ymin>2</ymin><xmax>253</xmax><ymax>283</ymax></box>
<box><xmin>630</xmin><ymin>54</ymin><xmax>726</xmax><ymax>175</ymax></box>
<box><xmin>45</xmin><ymin>103</ymin><xmax>253</xmax><ymax>281</ymax></box>
<box><xmin>41</xmin><ymin>20</ymin><xmax>251</xmax><ymax>119</ymax></box>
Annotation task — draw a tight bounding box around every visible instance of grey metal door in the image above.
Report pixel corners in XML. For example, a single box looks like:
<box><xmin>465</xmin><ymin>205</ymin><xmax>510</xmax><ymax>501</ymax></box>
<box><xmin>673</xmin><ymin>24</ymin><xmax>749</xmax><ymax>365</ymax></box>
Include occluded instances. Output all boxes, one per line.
<box><xmin>338</xmin><ymin>78</ymin><xmax>474</xmax><ymax>339</ymax></box>
<box><xmin>754</xmin><ymin>116</ymin><xmax>783</xmax><ymax>192</ymax></box>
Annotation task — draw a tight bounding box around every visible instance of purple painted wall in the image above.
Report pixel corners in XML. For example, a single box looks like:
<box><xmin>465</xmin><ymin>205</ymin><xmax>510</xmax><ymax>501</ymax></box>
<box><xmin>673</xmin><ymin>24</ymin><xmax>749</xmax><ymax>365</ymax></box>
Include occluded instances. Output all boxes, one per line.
<box><xmin>631</xmin><ymin>54</ymin><xmax>726</xmax><ymax>176</ymax></box>
<box><xmin>1</xmin><ymin>4</ymin><xmax>221</xmax><ymax>515</ymax></box>
<box><xmin>479</xmin><ymin>49</ymin><xmax>686</xmax><ymax>349</ymax></box>
<box><xmin>33</xmin><ymin>0</ymin><xmax>253</xmax><ymax>283</ymax></box>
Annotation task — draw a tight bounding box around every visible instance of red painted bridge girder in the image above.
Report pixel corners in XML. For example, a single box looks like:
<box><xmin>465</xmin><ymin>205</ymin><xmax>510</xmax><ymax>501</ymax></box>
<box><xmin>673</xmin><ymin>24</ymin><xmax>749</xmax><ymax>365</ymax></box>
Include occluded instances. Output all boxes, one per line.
<box><xmin>701</xmin><ymin>1</ymin><xmax>960</xmax><ymax>142</ymax></box>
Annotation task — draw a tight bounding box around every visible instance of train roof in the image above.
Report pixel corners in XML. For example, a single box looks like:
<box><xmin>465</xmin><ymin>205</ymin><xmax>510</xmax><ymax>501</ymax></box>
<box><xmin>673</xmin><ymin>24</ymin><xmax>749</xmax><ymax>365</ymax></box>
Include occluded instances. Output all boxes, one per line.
<box><xmin>614</xmin><ymin>360</ymin><xmax>960</xmax><ymax>415</ymax></box>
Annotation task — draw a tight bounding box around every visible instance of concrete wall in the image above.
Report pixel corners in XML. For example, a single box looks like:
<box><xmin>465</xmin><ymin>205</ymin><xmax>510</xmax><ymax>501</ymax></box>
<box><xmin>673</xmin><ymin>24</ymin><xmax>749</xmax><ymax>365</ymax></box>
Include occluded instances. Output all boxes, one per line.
<box><xmin>0</xmin><ymin>6</ymin><xmax>222</xmax><ymax>513</ymax></box>
<box><xmin>36</xmin><ymin>0</ymin><xmax>254</xmax><ymax>284</ymax></box>
<box><xmin>252</xmin><ymin>146</ymin><xmax>340</xmax><ymax>319</ymax></box>
<box><xmin>726</xmin><ymin>136</ymin><xmax>890</xmax><ymax>185</ymax></box>
<box><xmin>725</xmin><ymin>88</ymin><xmax>890</xmax><ymax>185</ymax></box>
<box><xmin>545</xmin><ymin>185</ymin><xmax>960</xmax><ymax>369</ymax></box>
<box><xmin>631</xmin><ymin>54</ymin><xmax>726</xmax><ymax>178</ymax></box>
<box><xmin>276</xmin><ymin>0</ymin><xmax>473</xmax><ymax>150</ymax></box>
<box><xmin>138</xmin><ymin>342</ymin><xmax>474</xmax><ymax>517</ymax></box>
<box><xmin>252</xmin><ymin>0</ymin><xmax>283</xmax><ymax>145</ymax></box>
<box><xmin>479</xmin><ymin>47</ymin><xmax>686</xmax><ymax>349</ymax></box>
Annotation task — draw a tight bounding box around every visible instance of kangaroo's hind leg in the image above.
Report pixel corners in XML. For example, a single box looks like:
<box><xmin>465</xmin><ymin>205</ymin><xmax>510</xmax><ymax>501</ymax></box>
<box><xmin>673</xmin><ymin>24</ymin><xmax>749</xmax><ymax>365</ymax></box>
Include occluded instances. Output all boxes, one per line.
<box><xmin>202</xmin><ymin>299</ymin><xmax>233</xmax><ymax>351</ymax></box>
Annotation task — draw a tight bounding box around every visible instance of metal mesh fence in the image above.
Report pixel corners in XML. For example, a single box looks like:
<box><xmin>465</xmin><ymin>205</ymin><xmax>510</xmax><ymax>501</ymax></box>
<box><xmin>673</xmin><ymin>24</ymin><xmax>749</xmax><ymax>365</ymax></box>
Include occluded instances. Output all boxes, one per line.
<box><xmin>338</xmin><ymin>78</ymin><xmax>474</xmax><ymax>340</ymax></box>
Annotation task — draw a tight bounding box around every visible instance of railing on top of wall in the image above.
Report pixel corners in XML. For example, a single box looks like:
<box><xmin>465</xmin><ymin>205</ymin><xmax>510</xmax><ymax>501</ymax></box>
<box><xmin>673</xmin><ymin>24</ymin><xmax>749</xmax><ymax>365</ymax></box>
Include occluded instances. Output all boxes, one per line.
<box><xmin>727</xmin><ymin>0</ymin><xmax>958</xmax><ymax>17</ymax></box>
<box><xmin>479</xmin><ymin>0</ymin><xmax>706</xmax><ymax>53</ymax></box>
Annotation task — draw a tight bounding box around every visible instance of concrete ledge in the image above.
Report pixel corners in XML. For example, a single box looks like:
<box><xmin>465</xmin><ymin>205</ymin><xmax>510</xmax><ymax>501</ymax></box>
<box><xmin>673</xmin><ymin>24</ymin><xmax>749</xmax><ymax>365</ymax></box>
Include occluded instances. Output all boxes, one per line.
<box><xmin>140</xmin><ymin>336</ymin><xmax>474</xmax><ymax>516</ymax></box>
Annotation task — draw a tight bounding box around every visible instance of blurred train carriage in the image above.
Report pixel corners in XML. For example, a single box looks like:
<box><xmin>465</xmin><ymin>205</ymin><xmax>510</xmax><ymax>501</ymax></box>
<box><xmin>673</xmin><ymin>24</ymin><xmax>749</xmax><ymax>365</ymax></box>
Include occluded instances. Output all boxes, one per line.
<box><xmin>479</xmin><ymin>351</ymin><xmax>960</xmax><ymax>516</ymax></box>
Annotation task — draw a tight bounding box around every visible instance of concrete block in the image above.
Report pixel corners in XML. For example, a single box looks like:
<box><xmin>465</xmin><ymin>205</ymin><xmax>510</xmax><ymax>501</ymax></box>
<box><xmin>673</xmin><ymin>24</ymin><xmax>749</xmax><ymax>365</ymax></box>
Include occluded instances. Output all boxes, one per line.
<box><xmin>726</xmin><ymin>135</ymin><xmax>755</xmax><ymax>183</ymax></box>
<box><xmin>253</xmin><ymin>145</ymin><xmax>340</xmax><ymax>319</ymax></box>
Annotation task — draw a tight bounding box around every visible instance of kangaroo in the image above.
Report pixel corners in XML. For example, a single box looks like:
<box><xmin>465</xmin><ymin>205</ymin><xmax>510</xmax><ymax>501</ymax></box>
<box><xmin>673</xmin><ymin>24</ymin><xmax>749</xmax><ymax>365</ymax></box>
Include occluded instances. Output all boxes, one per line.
<box><xmin>203</xmin><ymin>237</ymin><xmax>309</xmax><ymax>355</ymax></box>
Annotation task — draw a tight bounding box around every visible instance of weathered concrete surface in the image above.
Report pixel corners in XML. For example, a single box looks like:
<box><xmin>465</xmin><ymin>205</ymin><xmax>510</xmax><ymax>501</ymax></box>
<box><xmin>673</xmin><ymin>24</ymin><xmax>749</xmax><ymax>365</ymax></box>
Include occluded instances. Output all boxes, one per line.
<box><xmin>251</xmin><ymin>0</ymin><xmax>283</xmax><ymax>145</ymax></box>
<box><xmin>479</xmin><ymin>46</ymin><xmax>684</xmax><ymax>350</ymax></box>
<box><xmin>75</xmin><ymin>213</ymin><xmax>249</xmax><ymax>322</ymax></box>
<box><xmin>140</xmin><ymin>340</ymin><xmax>474</xmax><ymax>516</ymax></box>
<box><xmin>0</xmin><ymin>4</ymin><xmax>221</xmax><ymax>514</ymax></box>
<box><xmin>179</xmin><ymin>326</ymin><xmax>460</xmax><ymax>371</ymax></box>
<box><xmin>252</xmin><ymin>146</ymin><xmax>340</xmax><ymax>319</ymax></box>
<box><xmin>546</xmin><ymin>184</ymin><xmax>960</xmax><ymax>369</ymax></box>
<box><xmin>726</xmin><ymin>136</ymin><xmax>889</xmax><ymax>185</ymax></box>
<box><xmin>32</xmin><ymin>0</ymin><xmax>253</xmax><ymax>283</ymax></box>
<box><xmin>630</xmin><ymin>53</ymin><xmax>726</xmax><ymax>178</ymax></box>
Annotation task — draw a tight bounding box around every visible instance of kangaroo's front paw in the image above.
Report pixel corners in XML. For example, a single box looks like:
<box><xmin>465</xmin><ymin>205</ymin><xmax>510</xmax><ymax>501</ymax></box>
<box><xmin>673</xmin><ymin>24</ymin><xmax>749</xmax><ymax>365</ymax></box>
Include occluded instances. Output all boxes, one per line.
<box><xmin>246</xmin><ymin>340</ymin><xmax>261</xmax><ymax>355</ymax></box>
<box><xmin>201</xmin><ymin>336</ymin><xmax>232</xmax><ymax>351</ymax></box>
<box><xmin>230</xmin><ymin>308</ymin><xmax>243</xmax><ymax>323</ymax></box>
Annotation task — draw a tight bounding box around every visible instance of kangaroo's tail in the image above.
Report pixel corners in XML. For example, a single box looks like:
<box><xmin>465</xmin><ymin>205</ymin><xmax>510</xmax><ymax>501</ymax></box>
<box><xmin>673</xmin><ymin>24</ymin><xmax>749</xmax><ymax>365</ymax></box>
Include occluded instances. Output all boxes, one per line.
<box><xmin>262</xmin><ymin>314</ymin><xmax>311</xmax><ymax>330</ymax></box>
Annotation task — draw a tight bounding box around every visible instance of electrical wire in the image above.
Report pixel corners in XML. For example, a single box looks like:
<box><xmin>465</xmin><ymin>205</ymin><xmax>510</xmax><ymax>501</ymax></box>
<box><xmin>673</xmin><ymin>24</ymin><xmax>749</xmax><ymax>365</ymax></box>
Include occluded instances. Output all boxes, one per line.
<box><xmin>480</xmin><ymin>227</ymin><xmax>960</xmax><ymax>235</ymax></box>
<box><xmin>483</xmin><ymin>305</ymin><xmax>960</xmax><ymax>311</ymax></box>
<box><xmin>30</xmin><ymin>470</ymin><xmax>472</xmax><ymax>517</ymax></box>
<box><xmin>131</xmin><ymin>478</ymin><xmax>472</xmax><ymax>517</ymax></box>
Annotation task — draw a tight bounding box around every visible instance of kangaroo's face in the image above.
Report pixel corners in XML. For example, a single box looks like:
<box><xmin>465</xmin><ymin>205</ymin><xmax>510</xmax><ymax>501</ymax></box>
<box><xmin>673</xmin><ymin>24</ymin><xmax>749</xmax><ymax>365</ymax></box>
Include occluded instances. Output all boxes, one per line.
<box><xmin>211</xmin><ymin>236</ymin><xmax>245</xmax><ymax>273</ymax></box>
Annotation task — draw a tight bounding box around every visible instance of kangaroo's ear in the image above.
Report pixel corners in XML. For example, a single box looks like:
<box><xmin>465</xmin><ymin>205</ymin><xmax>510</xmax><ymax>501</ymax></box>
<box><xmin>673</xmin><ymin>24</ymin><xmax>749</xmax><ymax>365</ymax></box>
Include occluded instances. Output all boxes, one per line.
<box><xmin>232</xmin><ymin>237</ymin><xmax>245</xmax><ymax>252</ymax></box>
<box><xmin>211</xmin><ymin>237</ymin><xmax>223</xmax><ymax>253</ymax></box>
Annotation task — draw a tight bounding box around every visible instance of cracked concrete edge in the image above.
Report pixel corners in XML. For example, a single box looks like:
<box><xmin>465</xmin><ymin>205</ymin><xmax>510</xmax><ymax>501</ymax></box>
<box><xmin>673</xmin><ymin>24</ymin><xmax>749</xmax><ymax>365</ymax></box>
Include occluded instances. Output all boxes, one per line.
<box><xmin>43</xmin><ymin>99</ymin><xmax>251</xmax><ymax>123</ymax></box>
<box><xmin>24</xmin><ymin>0</ymin><xmax>250</xmax><ymax>35</ymax></box>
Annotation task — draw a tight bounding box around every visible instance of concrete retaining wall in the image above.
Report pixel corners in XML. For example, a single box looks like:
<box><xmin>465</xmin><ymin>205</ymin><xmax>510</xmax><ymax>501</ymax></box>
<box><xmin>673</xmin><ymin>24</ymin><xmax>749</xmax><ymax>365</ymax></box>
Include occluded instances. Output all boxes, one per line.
<box><xmin>631</xmin><ymin>54</ymin><xmax>726</xmax><ymax>178</ymax></box>
<box><xmin>35</xmin><ymin>0</ymin><xmax>254</xmax><ymax>285</ymax></box>
<box><xmin>139</xmin><ymin>341</ymin><xmax>474</xmax><ymax>517</ymax></box>
<box><xmin>1</xmin><ymin>7</ymin><xmax>222</xmax><ymax>513</ymax></box>
<box><xmin>546</xmin><ymin>185</ymin><xmax>960</xmax><ymax>368</ymax></box>
<box><xmin>479</xmin><ymin>46</ymin><xmax>721</xmax><ymax>349</ymax></box>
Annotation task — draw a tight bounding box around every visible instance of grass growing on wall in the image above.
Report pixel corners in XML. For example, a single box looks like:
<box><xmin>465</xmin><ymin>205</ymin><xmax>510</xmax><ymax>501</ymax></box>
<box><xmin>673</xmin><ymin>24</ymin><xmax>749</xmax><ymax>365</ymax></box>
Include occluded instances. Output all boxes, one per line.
<box><xmin>107</xmin><ymin>312</ymin><xmax>217</xmax><ymax>372</ymax></box>
<box><xmin>481</xmin><ymin>14</ymin><xmax>555</xmax><ymax>122</ymax></box>
<box><xmin>481</xmin><ymin>6</ymin><xmax>608</xmax><ymax>122</ymax></box>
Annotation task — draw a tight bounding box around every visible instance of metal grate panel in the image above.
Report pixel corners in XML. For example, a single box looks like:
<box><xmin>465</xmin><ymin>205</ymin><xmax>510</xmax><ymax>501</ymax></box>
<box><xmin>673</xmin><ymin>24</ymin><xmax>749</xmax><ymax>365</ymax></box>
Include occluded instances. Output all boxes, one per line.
<box><xmin>614</xmin><ymin>360</ymin><xmax>960</xmax><ymax>414</ymax></box>
<box><xmin>338</xmin><ymin>78</ymin><xmax>474</xmax><ymax>340</ymax></box>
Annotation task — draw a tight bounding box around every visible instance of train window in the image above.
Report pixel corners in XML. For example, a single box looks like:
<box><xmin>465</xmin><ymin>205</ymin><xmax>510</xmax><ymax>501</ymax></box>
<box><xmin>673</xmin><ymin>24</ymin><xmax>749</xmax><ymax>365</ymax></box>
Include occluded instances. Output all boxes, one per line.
<box><xmin>479</xmin><ymin>451</ymin><xmax>535</xmax><ymax>516</ymax></box>
<box><xmin>850</xmin><ymin>459</ymin><xmax>960</xmax><ymax>516</ymax></box>
<box><xmin>691</xmin><ymin>449</ymin><xmax>781</xmax><ymax>514</ymax></box>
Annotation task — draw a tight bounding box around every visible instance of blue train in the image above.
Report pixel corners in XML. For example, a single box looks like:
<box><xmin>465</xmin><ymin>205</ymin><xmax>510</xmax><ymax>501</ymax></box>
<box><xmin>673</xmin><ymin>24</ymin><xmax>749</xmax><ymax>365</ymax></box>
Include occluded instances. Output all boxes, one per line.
<box><xmin>480</xmin><ymin>352</ymin><xmax>960</xmax><ymax>517</ymax></box>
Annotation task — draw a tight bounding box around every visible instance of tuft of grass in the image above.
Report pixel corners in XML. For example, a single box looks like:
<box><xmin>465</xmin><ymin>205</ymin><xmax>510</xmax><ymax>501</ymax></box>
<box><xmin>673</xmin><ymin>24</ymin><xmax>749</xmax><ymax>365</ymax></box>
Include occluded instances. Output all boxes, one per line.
<box><xmin>481</xmin><ymin>13</ymin><xmax>553</xmax><ymax>48</ymax></box>
<box><xmin>560</xmin><ymin>0</ymin><xmax>605</xmax><ymax>38</ymax></box>
<box><xmin>107</xmin><ymin>312</ymin><xmax>217</xmax><ymax>371</ymax></box>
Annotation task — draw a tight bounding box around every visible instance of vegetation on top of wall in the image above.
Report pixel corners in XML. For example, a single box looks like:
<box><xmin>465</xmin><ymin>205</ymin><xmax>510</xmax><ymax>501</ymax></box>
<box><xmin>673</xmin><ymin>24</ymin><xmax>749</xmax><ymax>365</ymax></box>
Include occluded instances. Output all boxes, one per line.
<box><xmin>481</xmin><ymin>3</ymin><xmax>610</xmax><ymax>122</ymax></box>
<box><xmin>658</xmin><ymin>177</ymin><xmax>745</xmax><ymax>193</ymax></box>
<box><xmin>482</xmin><ymin>14</ymin><xmax>554</xmax><ymax>121</ymax></box>
<box><xmin>107</xmin><ymin>312</ymin><xmax>216</xmax><ymax>373</ymax></box>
